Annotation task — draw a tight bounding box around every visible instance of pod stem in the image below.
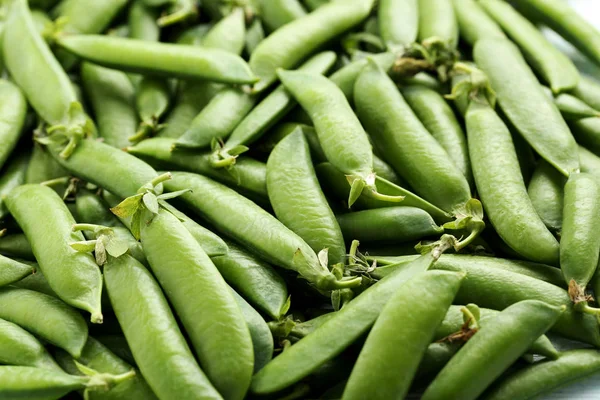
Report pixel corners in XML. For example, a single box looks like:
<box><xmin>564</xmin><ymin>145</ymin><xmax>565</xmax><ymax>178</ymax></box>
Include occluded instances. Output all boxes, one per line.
<box><xmin>157</xmin><ymin>0</ymin><xmax>198</xmax><ymax>27</ymax></box>
<box><xmin>129</xmin><ymin>120</ymin><xmax>164</xmax><ymax>143</ymax></box>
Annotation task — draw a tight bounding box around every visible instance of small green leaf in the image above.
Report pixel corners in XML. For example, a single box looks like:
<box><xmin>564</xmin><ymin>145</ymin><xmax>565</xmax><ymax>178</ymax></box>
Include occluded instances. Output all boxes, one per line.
<box><xmin>228</xmin><ymin>145</ymin><xmax>249</xmax><ymax>157</ymax></box>
<box><xmin>280</xmin><ymin>296</ymin><xmax>291</xmax><ymax>317</ymax></box>
<box><xmin>70</xmin><ymin>240</ymin><xmax>97</xmax><ymax>253</ymax></box>
<box><xmin>106</xmin><ymin>237</ymin><xmax>129</xmax><ymax>258</ymax></box>
<box><xmin>331</xmin><ymin>290</ymin><xmax>341</xmax><ymax>311</ymax></box>
<box><xmin>143</xmin><ymin>193</ymin><xmax>159</xmax><ymax>214</ymax></box>
<box><xmin>157</xmin><ymin>189</ymin><xmax>192</xmax><ymax>201</ymax></box>
<box><xmin>110</xmin><ymin>194</ymin><xmax>143</xmax><ymax>218</ymax></box>
<box><xmin>74</xmin><ymin>360</ymin><xmax>98</xmax><ymax>377</ymax></box>
<box><xmin>317</xmin><ymin>248</ymin><xmax>329</xmax><ymax>272</ymax></box>
<box><xmin>130</xmin><ymin>211</ymin><xmax>142</xmax><ymax>240</ymax></box>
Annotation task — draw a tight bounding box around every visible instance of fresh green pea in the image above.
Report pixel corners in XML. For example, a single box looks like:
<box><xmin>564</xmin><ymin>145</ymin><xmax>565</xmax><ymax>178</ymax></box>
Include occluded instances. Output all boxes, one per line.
<box><xmin>0</xmin><ymin>255</ymin><xmax>35</xmax><ymax>288</ymax></box>
<box><xmin>0</xmin><ymin>153</ymin><xmax>28</xmax><ymax>219</ymax></box>
<box><xmin>543</xmin><ymin>87</ymin><xmax>600</xmax><ymax>120</ymax></box>
<box><xmin>212</xmin><ymin>240</ymin><xmax>289</xmax><ymax>320</ymax></box>
<box><xmin>528</xmin><ymin>161</ymin><xmax>566</xmax><ymax>232</ymax></box>
<box><xmin>0</xmin><ymin>317</ymin><xmax>61</xmax><ymax>371</ymax></box>
<box><xmin>258</xmin><ymin>0</ymin><xmax>307</xmax><ymax>32</ymax></box>
<box><xmin>95</xmin><ymin>335</ymin><xmax>136</xmax><ymax>368</ymax></box>
<box><xmin>417</xmin><ymin>0</ymin><xmax>458</xmax><ymax>47</ymax></box>
<box><xmin>245</xmin><ymin>18</ymin><xmax>265</xmax><ymax>56</ymax></box>
<box><xmin>0</xmin><ymin>234</ymin><xmax>35</xmax><ymax>261</ymax></box>
<box><xmin>0</xmin><ymin>80</ymin><xmax>27</xmax><ymax>171</ymax></box>
<box><xmin>571</xmin><ymin>75</ymin><xmax>600</xmax><ymax>110</ymax></box>
<box><xmin>268</xmin><ymin>128</ymin><xmax>346</xmax><ymax>266</ymax></box>
<box><xmin>342</xmin><ymin>270</ymin><xmax>463</xmax><ymax>400</ymax></box>
<box><xmin>249</xmin><ymin>0</ymin><xmax>375</xmax><ymax>92</ymax></box>
<box><xmin>378</xmin><ymin>0</ymin><xmax>418</xmax><ymax>50</ymax></box>
<box><xmin>570</xmin><ymin>118</ymin><xmax>600</xmax><ymax>156</ymax></box>
<box><xmin>0</xmin><ymin>287</ymin><xmax>88</xmax><ymax>358</ymax></box>
<box><xmin>473</xmin><ymin>38</ymin><xmax>579</xmax><ymax>177</ymax></box>
<box><xmin>5</xmin><ymin>184</ymin><xmax>103</xmax><ymax>322</ymax></box>
<box><xmin>450</xmin><ymin>0</ymin><xmax>505</xmax><ymax>46</ymax></box>
<box><xmin>421</xmin><ymin>300</ymin><xmax>564</xmax><ymax>400</ymax></box>
<box><xmin>164</xmin><ymin>172</ymin><xmax>360</xmax><ymax>291</ymax></box>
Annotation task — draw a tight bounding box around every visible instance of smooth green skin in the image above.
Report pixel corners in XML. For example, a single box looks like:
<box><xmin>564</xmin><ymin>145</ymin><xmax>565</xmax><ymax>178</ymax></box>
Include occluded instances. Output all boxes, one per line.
<box><xmin>483</xmin><ymin>349</ymin><xmax>600</xmax><ymax>400</ymax></box>
<box><xmin>378</xmin><ymin>0</ymin><xmax>418</xmax><ymax>49</ymax></box>
<box><xmin>571</xmin><ymin>75</ymin><xmax>600</xmax><ymax>110</ymax></box>
<box><xmin>474</xmin><ymin>38</ymin><xmax>579</xmax><ymax>177</ymax></box>
<box><xmin>55</xmin><ymin>337</ymin><xmax>156</xmax><ymax>400</ymax></box>
<box><xmin>212</xmin><ymin>240</ymin><xmax>288</xmax><ymax>321</ymax></box>
<box><xmin>417</xmin><ymin>0</ymin><xmax>458</xmax><ymax>46</ymax></box>
<box><xmin>57</xmin><ymin>35</ymin><xmax>256</xmax><ymax>84</ymax></box>
<box><xmin>3</xmin><ymin>0</ymin><xmax>77</xmax><ymax>126</ymax></box>
<box><xmin>81</xmin><ymin>62</ymin><xmax>138</xmax><ymax>149</ymax></box>
<box><xmin>0</xmin><ymin>152</ymin><xmax>28</xmax><ymax>219</ymax></box>
<box><xmin>268</xmin><ymin>129</ymin><xmax>346</xmax><ymax>265</ymax></box>
<box><xmin>128</xmin><ymin>138</ymin><xmax>268</xmax><ymax>204</ymax></box>
<box><xmin>96</xmin><ymin>335</ymin><xmax>136</xmax><ymax>367</ymax></box>
<box><xmin>219</xmin><ymin>51</ymin><xmax>337</xmax><ymax>154</ymax></box>
<box><xmin>0</xmin><ymin>317</ymin><xmax>61</xmax><ymax>371</ymax></box>
<box><xmin>249</xmin><ymin>0</ymin><xmax>375</xmax><ymax>92</ymax></box>
<box><xmin>25</xmin><ymin>145</ymin><xmax>69</xmax><ymax>189</ymax></box>
<box><xmin>354</xmin><ymin>61</ymin><xmax>471</xmax><ymax>213</ymax></box>
<box><xmin>13</xmin><ymin>267</ymin><xmax>57</xmax><ymax>298</ymax></box>
<box><xmin>105</xmin><ymin>255</ymin><xmax>222</xmax><ymax>400</ymax></box>
<box><xmin>416</xmin><ymin>342</ymin><xmax>460</xmax><ymax>380</ymax></box>
<box><xmin>141</xmin><ymin>210</ymin><xmax>253</xmax><ymax>400</ymax></box>
<box><xmin>231</xmin><ymin>289</ymin><xmax>274</xmax><ymax>374</ymax></box>
<box><xmin>251</xmin><ymin>253</ymin><xmax>435</xmax><ymax>394</ymax></box>
<box><xmin>5</xmin><ymin>185</ymin><xmax>103</xmax><ymax>321</ymax></box>
<box><xmin>258</xmin><ymin>0</ymin><xmax>307</xmax><ymax>32</ymax></box>
<box><xmin>570</xmin><ymin>118</ymin><xmax>600</xmax><ymax>156</ymax></box>
<box><xmin>0</xmin><ymin>366</ymin><xmax>89</xmax><ymax>400</ymax></box>
<box><xmin>0</xmin><ymin>80</ymin><xmax>27</xmax><ymax>170</ymax></box>
<box><xmin>401</xmin><ymin>85</ymin><xmax>473</xmax><ymax>186</ymax></box>
<box><xmin>422</xmin><ymin>300</ymin><xmax>564</xmax><ymax>400</ymax></box>
<box><xmin>450</xmin><ymin>0</ymin><xmax>505</xmax><ymax>46</ymax></box>
<box><xmin>245</xmin><ymin>19</ymin><xmax>265</xmax><ymax>56</ymax></box>
<box><xmin>337</xmin><ymin>207</ymin><xmax>443</xmax><ymax>243</ymax></box>
<box><xmin>528</xmin><ymin>161</ymin><xmax>566</xmax><ymax>232</ymax></box>
<box><xmin>342</xmin><ymin>271</ymin><xmax>463</xmax><ymax>400</ymax></box>
<box><xmin>279</xmin><ymin>69</ymin><xmax>374</xmax><ymax>183</ymax></box>
<box><xmin>560</xmin><ymin>173</ymin><xmax>600</xmax><ymax>288</ymax></box>
<box><xmin>480</xmin><ymin>0</ymin><xmax>579</xmax><ymax>93</ymax></box>
<box><xmin>579</xmin><ymin>145</ymin><xmax>600</xmax><ymax>181</ymax></box>
<box><xmin>165</xmin><ymin>172</ymin><xmax>341</xmax><ymax>290</ymax></box>
<box><xmin>129</xmin><ymin>1</ymin><xmax>160</xmax><ymax>42</ymax></box>
<box><xmin>47</xmin><ymin>138</ymin><xmax>160</xmax><ymax>199</ymax></box>
<box><xmin>513</xmin><ymin>0</ymin><xmax>600</xmax><ymax>68</ymax></box>
<box><xmin>315</xmin><ymin>162</ymin><xmax>451</xmax><ymax>222</ymax></box>
<box><xmin>0</xmin><ymin>287</ymin><xmax>88</xmax><ymax>358</ymax></box>
<box><xmin>0</xmin><ymin>254</ymin><xmax>35</xmax><ymax>288</ymax></box>
<box><xmin>466</xmin><ymin>101</ymin><xmax>559</xmax><ymax>265</ymax></box>
<box><xmin>554</xmin><ymin>93</ymin><xmax>600</xmax><ymax>120</ymax></box>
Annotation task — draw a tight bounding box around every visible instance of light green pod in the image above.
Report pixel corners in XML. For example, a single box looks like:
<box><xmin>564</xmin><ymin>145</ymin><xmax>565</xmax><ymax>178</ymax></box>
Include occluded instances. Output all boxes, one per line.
<box><xmin>378</xmin><ymin>0</ymin><xmax>418</xmax><ymax>49</ymax></box>
<box><xmin>527</xmin><ymin>161</ymin><xmax>566</xmax><ymax>232</ymax></box>
<box><xmin>0</xmin><ymin>80</ymin><xmax>27</xmax><ymax>170</ymax></box>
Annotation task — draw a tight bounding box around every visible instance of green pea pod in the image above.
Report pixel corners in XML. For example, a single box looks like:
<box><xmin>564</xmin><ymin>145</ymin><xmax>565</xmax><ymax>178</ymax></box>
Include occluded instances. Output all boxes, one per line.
<box><xmin>258</xmin><ymin>0</ymin><xmax>307</xmax><ymax>32</ymax></box>
<box><xmin>466</xmin><ymin>100</ymin><xmax>559</xmax><ymax>265</ymax></box>
<box><xmin>164</xmin><ymin>172</ymin><xmax>360</xmax><ymax>291</ymax></box>
<box><xmin>267</xmin><ymin>128</ymin><xmax>346</xmax><ymax>266</ymax></box>
<box><xmin>212</xmin><ymin>240</ymin><xmax>288</xmax><ymax>321</ymax></box>
<box><xmin>342</xmin><ymin>270</ymin><xmax>463</xmax><ymax>400</ymax></box>
<box><xmin>416</xmin><ymin>342</ymin><xmax>460</xmax><ymax>381</ymax></box>
<box><xmin>81</xmin><ymin>62</ymin><xmax>138</xmax><ymax>149</ymax></box>
<box><xmin>303</xmin><ymin>0</ymin><xmax>330</xmax><ymax>10</ymax></box>
<box><xmin>0</xmin><ymin>287</ymin><xmax>88</xmax><ymax>358</ymax></box>
<box><xmin>543</xmin><ymin>88</ymin><xmax>600</xmax><ymax>120</ymax></box>
<box><xmin>251</xmin><ymin>251</ymin><xmax>440</xmax><ymax>395</ymax></box>
<box><xmin>250</xmin><ymin>0</ymin><xmax>375</xmax><ymax>92</ymax></box>
<box><xmin>473</xmin><ymin>38</ymin><xmax>579</xmax><ymax>177</ymax></box>
<box><xmin>95</xmin><ymin>335</ymin><xmax>136</xmax><ymax>368</ymax></box>
<box><xmin>25</xmin><ymin>144</ymin><xmax>69</xmax><ymax>196</ymax></box>
<box><xmin>0</xmin><ymin>80</ymin><xmax>27</xmax><ymax>171</ymax></box>
<box><xmin>480</xmin><ymin>0</ymin><xmax>579</xmax><ymax>93</ymax></box>
<box><xmin>0</xmin><ymin>153</ymin><xmax>28</xmax><ymax>219</ymax></box>
<box><xmin>245</xmin><ymin>19</ymin><xmax>265</xmax><ymax>56</ymax></box>
<box><xmin>528</xmin><ymin>161</ymin><xmax>566</xmax><ymax>233</ymax></box>
<box><xmin>57</xmin><ymin>35</ymin><xmax>257</xmax><ymax>84</ymax></box>
<box><xmin>30</xmin><ymin>0</ymin><xmax>60</xmax><ymax>9</ymax></box>
<box><xmin>0</xmin><ymin>255</ymin><xmax>35</xmax><ymax>288</ymax></box>
<box><xmin>401</xmin><ymin>84</ymin><xmax>473</xmax><ymax>186</ymax></box>
<box><xmin>11</xmin><ymin>267</ymin><xmax>57</xmax><ymax>297</ymax></box>
<box><xmin>571</xmin><ymin>75</ymin><xmax>600</xmax><ymax>110</ymax></box>
<box><xmin>450</xmin><ymin>0</ymin><xmax>505</xmax><ymax>46</ymax></box>
<box><xmin>421</xmin><ymin>300</ymin><xmax>564</xmax><ymax>400</ymax></box>
<box><xmin>570</xmin><ymin>118</ymin><xmax>600</xmax><ymax>156</ymax></box>
<box><xmin>212</xmin><ymin>51</ymin><xmax>337</xmax><ymax>166</ymax></box>
<box><xmin>5</xmin><ymin>185</ymin><xmax>103</xmax><ymax>322</ymax></box>
<box><xmin>0</xmin><ymin>234</ymin><xmax>34</xmax><ymax>261</ymax></box>
<box><xmin>417</xmin><ymin>0</ymin><xmax>458</xmax><ymax>47</ymax></box>
<box><xmin>378</xmin><ymin>0</ymin><xmax>418</xmax><ymax>50</ymax></box>
<box><xmin>354</xmin><ymin>59</ymin><xmax>472</xmax><ymax>213</ymax></box>
<box><xmin>579</xmin><ymin>145</ymin><xmax>600</xmax><ymax>181</ymax></box>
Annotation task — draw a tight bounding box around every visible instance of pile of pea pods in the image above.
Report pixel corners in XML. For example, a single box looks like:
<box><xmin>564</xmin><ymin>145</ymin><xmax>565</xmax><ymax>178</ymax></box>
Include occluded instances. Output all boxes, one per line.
<box><xmin>4</xmin><ymin>0</ymin><xmax>600</xmax><ymax>398</ymax></box>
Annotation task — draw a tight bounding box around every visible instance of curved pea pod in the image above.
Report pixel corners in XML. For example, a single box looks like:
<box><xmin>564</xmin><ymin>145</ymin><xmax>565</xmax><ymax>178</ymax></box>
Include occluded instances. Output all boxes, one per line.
<box><xmin>570</xmin><ymin>118</ymin><xmax>600</xmax><ymax>156</ymax></box>
<box><xmin>579</xmin><ymin>145</ymin><xmax>600</xmax><ymax>180</ymax></box>
<box><xmin>466</xmin><ymin>100</ymin><xmax>560</xmax><ymax>265</ymax></box>
<box><xmin>57</xmin><ymin>35</ymin><xmax>257</xmax><ymax>84</ymax></box>
<box><xmin>401</xmin><ymin>84</ymin><xmax>473</xmax><ymax>186</ymax></box>
<box><xmin>0</xmin><ymin>287</ymin><xmax>88</xmax><ymax>358</ymax></box>
<box><xmin>483</xmin><ymin>349</ymin><xmax>600</xmax><ymax>400</ymax></box>
<box><xmin>96</xmin><ymin>335</ymin><xmax>136</xmax><ymax>368</ymax></box>
<box><xmin>303</xmin><ymin>0</ymin><xmax>330</xmax><ymax>10</ymax></box>
<box><xmin>105</xmin><ymin>254</ymin><xmax>222</xmax><ymax>400</ymax></box>
<box><xmin>0</xmin><ymin>234</ymin><xmax>34</xmax><ymax>261</ymax></box>
<box><xmin>560</xmin><ymin>173</ymin><xmax>600</xmax><ymax>295</ymax></box>
<box><xmin>54</xmin><ymin>337</ymin><xmax>157</xmax><ymax>400</ymax></box>
<box><xmin>528</xmin><ymin>161</ymin><xmax>566</xmax><ymax>232</ymax></box>
<box><xmin>354</xmin><ymin>59</ymin><xmax>472</xmax><ymax>214</ymax></box>
<box><xmin>378</xmin><ymin>0</ymin><xmax>418</xmax><ymax>50</ymax></box>
<box><xmin>474</xmin><ymin>38</ymin><xmax>579</xmax><ymax>177</ymax></box>
<box><xmin>415</xmin><ymin>342</ymin><xmax>460</xmax><ymax>381</ymax></box>
<box><xmin>542</xmin><ymin>87</ymin><xmax>600</xmax><ymax>120</ymax></box>
<box><xmin>258</xmin><ymin>0</ymin><xmax>307</xmax><ymax>32</ymax></box>
<box><xmin>5</xmin><ymin>185</ymin><xmax>103</xmax><ymax>322</ymax></box>
<box><xmin>571</xmin><ymin>75</ymin><xmax>600</xmax><ymax>110</ymax></box>
<box><xmin>0</xmin><ymin>255</ymin><xmax>35</xmax><ymax>288</ymax></box>
<box><xmin>25</xmin><ymin>144</ymin><xmax>69</xmax><ymax>189</ymax></box>
<box><xmin>417</xmin><ymin>0</ymin><xmax>458</xmax><ymax>47</ymax></box>
<box><xmin>250</xmin><ymin>0</ymin><xmax>375</xmax><ymax>92</ymax></box>
<box><xmin>421</xmin><ymin>300</ymin><xmax>564</xmax><ymax>400</ymax></box>
<box><xmin>0</xmin><ymin>80</ymin><xmax>27</xmax><ymax>171</ymax></box>
<box><xmin>450</xmin><ymin>0</ymin><xmax>505</xmax><ymax>46</ymax></box>
<box><xmin>337</xmin><ymin>207</ymin><xmax>443</xmax><ymax>244</ymax></box>
<box><xmin>245</xmin><ymin>18</ymin><xmax>265</xmax><ymax>56</ymax></box>
<box><xmin>267</xmin><ymin>128</ymin><xmax>346</xmax><ymax>266</ymax></box>
<box><xmin>251</xmin><ymin>252</ymin><xmax>439</xmax><ymax>395</ymax></box>
<box><xmin>0</xmin><ymin>153</ymin><xmax>28</xmax><ymax>219</ymax></box>
<box><xmin>342</xmin><ymin>270</ymin><xmax>463</xmax><ymax>400</ymax></box>
<box><xmin>81</xmin><ymin>62</ymin><xmax>138</xmax><ymax>149</ymax></box>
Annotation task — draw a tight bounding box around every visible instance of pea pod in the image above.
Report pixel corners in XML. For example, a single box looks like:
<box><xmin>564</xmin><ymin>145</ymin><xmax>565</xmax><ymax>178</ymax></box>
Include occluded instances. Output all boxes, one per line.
<box><xmin>417</xmin><ymin>0</ymin><xmax>458</xmax><ymax>47</ymax></box>
<box><xmin>571</xmin><ymin>75</ymin><xmax>600</xmax><ymax>110</ymax></box>
<box><xmin>249</xmin><ymin>0</ymin><xmax>375</xmax><ymax>92</ymax></box>
<box><xmin>473</xmin><ymin>38</ymin><xmax>579</xmax><ymax>177</ymax></box>
<box><xmin>258</xmin><ymin>0</ymin><xmax>307</xmax><ymax>32</ymax></box>
<box><xmin>164</xmin><ymin>172</ymin><xmax>360</xmax><ymax>291</ymax></box>
<box><xmin>0</xmin><ymin>234</ymin><xmax>35</xmax><ymax>261</ymax></box>
<box><xmin>0</xmin><ymin>153</ymin><xmax>28</xmax><ymax>219</ymax></box>
<box><xmin>543</xmin><ymin>88</ymin><xmax>600</xmax><ymax>120</ymax></box>
<box><xmin>421</xmin><ymin>300</ymin><xmax>564</xmax><ymax>400</ymax></box>
<box><xmin>267</xmin><ymin>128</ymin><xmax>346</xmax><ymax>266</ymax></box>
<box><xmin>0</xmin><ymin>80</ymin><xmax>27</xmax><ymax>171</ymax></box>
<box><xmin>579</xmin><ymin>145</ymin><xmax>600</xmax><ymax>181</ymax></box>
<box><xmin>0</xmin><ymin>317</ymin><xmax>61</xmax><ymax>371</ymax></box>
<box><xmin>378</xmin><ymin>0</ymin><xmax>418</xmax><ymax>50</ymax></box>
<box><xmin>0</xmin><ymin>287</ymin><xmax>88</xmax><ymax>358</ymax></box>
<box><xmin>5</xmin><ymin>184</ymin><xmax>103</xmax><ymax>322</ymax></box>
<box><xmin>416</xmin><ymin>342</ymin><xmax>460</xmax><ymax>381</ymax></box>
<box><xmin>303</xmin><ymin>0</ymin><xmax>330</xmax><ymax>10</ymax></box>
<box><xmin>25</xmin><ymin>144</ymin><xmax>69</xmax><ymax>194</ymax></box>
<box><xmin>245</xmin><ymin>19</ymin><xmax>265</xmax><ymax>56</ymax></box>
<box><xmin>528</xmin><ymin>161</ymin><xmax>566</xmax><ymax>232</ymax></box>
<box><xmin>96</xmin><ymin>335</ymin><xmax>136</xmax><ymax>368</ymax></box>
<box><xmin>450</xmin><ymin>0</ymin><xmax>505</xmax><ymax>46</ymax></box>
<box><xmin>569</xmin><ymin>118</ymin><xmax>600</xmax><ymax>156</ymax></box>
<box><xmin>342</xmin><ymin>270</ymin><xmax>463</xmax><ymax>400</ymax></box>
<box><xmin>0</xmin><ymin>255</ymin><xmax>35</xmax><ymax>288</ymax></box>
